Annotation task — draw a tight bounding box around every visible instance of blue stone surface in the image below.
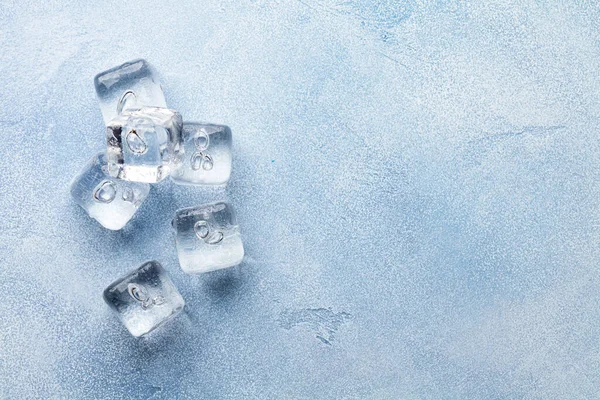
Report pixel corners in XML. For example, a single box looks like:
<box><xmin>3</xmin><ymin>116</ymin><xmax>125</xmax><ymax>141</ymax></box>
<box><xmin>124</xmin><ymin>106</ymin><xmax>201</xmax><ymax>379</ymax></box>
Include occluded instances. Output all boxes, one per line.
<box><xmin>0</xmin><ymin>1</ymin><xmax>599</xmax><ymax>398</ymax></box>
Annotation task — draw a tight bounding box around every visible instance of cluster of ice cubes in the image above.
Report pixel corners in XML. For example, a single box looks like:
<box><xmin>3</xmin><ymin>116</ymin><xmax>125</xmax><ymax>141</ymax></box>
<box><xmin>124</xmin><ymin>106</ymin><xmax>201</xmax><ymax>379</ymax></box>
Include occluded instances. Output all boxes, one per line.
<box><xmin>70</xmin><ymin>59</ymin><xmax>244</xmax><ymax>336</ymax></box>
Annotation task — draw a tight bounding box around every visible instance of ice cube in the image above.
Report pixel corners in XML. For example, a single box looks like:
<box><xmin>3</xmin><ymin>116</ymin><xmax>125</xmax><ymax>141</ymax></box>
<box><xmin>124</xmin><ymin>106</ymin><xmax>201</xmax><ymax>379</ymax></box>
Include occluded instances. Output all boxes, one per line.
<box><xmin>173</xmin><ymin>202</ymin><xmax>244</xmax><ymax>274</ymax></box>
<box><xmin>103</xmin><ymin>261</ymin><xmax>185</xmax><ymax>337</ymax></box>
<box><xmin>94</xmin><ymin>59</ymin><xmax>167</xmax><ymax>125</ymax></box>
<box><xmin>171</xmin><ymin>123</ymin><xmax>232</xmax><ymax>185</ymax></box>
<box><xmin>106</xmin><ymin>107</ymin><xmax>184</xmax><ymax>183</ymax></box>
<box><xmin>70</xmin><ymin>152</ymin><xmax>150</xmax><ymax>230</ymax></box>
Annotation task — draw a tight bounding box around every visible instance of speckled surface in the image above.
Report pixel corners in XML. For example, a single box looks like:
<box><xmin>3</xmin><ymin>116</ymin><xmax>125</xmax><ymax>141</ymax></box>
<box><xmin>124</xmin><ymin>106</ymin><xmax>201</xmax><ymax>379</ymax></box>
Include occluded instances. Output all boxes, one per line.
<box><xmin>1</xmin><ymin>1</ymin><xmax>599</xmax><ymax>398</ymax></box>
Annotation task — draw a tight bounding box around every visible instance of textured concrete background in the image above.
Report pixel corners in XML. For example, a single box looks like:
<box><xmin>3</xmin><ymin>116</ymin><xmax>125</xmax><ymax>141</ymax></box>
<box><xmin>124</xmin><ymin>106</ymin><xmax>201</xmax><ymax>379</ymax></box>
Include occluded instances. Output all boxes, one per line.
<box><xmin>1</xmin><ymin>0</ymin><xmax>599</xmax><ymax>398</ymax></box>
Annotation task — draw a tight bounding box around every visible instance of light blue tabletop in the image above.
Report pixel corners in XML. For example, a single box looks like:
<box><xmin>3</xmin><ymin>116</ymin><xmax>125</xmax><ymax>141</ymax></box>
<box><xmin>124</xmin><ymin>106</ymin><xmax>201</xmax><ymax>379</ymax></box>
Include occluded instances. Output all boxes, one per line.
<box><xmin>0</xmin><ymin>1</ymin><xmax>599</xmax><ymax>398</ymax></box>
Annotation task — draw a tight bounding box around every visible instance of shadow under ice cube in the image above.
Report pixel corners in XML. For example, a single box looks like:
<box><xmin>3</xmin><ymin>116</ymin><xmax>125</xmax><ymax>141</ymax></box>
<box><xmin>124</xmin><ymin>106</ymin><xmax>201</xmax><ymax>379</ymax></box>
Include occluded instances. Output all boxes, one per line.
<box><xmin>173</xmin><ymin>202</ymin><xmax>245</xmax><ymax>274</ymax></box>
<box><xmin>70</xmin><ymin>152</ymin><xmax>150</xmax><ymax>230</ymax></box>
<box><xmin>103</xmin><ymin>261</ymin><xmax>185</xmax><ymax>337</ymax></box>
<box><xmin>94</xmin><ymin>59</ymin><xmax>167</xmax><ymax>125</ymax></box>
<box><xmin>106</xmin><ymin>107</ymin><xmax>183</xmax><ymax>183</ymax></box>
<box><xmin>171</xmin><ymin>123</ymin><xmax>232</xmax><ymax>185</ymax></box>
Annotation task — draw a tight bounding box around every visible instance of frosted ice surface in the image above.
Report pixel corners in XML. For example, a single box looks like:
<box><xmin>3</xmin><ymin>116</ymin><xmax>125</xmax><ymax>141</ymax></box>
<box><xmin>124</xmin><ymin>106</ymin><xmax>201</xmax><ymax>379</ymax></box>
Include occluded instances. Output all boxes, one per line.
<box><xmin>103</xmin><ymin>261</ymin><xmax>185</xmax><ymax>337</ymax></box>
<box><xmin>173</xmin><ymin>202</ymin><xmax>244</xmax><ymax>273</ymax></box>
<box><xmin>106</xmin><ymin>107</ymin><xmax>183</xmax><ymax>182</ymax></box>
<box><xmin>171</xmin><ymin>123</ymin><xmax>232</xmax><ymax>185</ymax></box>
<box><xmin>94</xmin><ymin>59</ymin><xmax>167</xmax><ymax>125</ymax></box>
<box><xmin>70</xmin><ymin>152</ymin><xmax>150</xmax><ymax>230</ymax></box>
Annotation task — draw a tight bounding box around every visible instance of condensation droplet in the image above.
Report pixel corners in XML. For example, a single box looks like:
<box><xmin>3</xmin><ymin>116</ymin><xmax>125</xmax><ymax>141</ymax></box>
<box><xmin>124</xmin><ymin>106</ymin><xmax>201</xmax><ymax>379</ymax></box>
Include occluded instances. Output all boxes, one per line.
<box><xmin>202</xmin><ymin>154</ymin><xmax>213</xmax><ymax>171</ymax></box>
<box><xmin>205</xmin><ymin>231</ymin><xmax>224</xmax><ymax>245</ymax></box>
<box><xmin>93</xmin><ymin>181</ymin><xmax>116</xmax><ymax>203</ymax></box>
<box><xmin>190</xmin><ymin>152</ymin><xmax>204</xmax><ymax>171</ymax></box>
<box><xmin>116</xmin><ymin>90</ymin><xmax>137</xmax><ymax>114</ymax></box>
<box><xmin>194</xmin><ymin>220</ymin><xmax>210</xmax><ymax>239</ymax></box>
<box><xmin>194</xmin><ymin>130</ymin><xmax>209</xmax><ymax>151</ymax></box>
<box><xmin>122</xmin><ymin>186</ymin><xmax>134</xmax><ymax>202</ymax></box>
<box><xmin>126</xmin><ymin>129</ymin><xmax>147</xmax><ymax>154</ymax></box>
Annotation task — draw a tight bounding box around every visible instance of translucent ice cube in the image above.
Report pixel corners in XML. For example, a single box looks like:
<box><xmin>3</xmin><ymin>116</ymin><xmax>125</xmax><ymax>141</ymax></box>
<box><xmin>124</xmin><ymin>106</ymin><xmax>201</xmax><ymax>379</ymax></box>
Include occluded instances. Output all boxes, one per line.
<box><xmin>103</xmin><ymin>261</ymin><xmax>185</xmax><ymax>337</ymax></box>
<box><xmin>171</xmin><ymin>123</ymin><xmax>232</xmax><ymax>185</ymax></box>
<box><xmin>106</xmin><ymin>107</ymin><xmax>184</xmax><ymax>183</ymax></box>
<box><xmin>70</xmin><ymin>152</ymin><xmax>150</xmax><ymax>230</ymax></box>
<box><xmin>173</xmin><ymin>202</ymin><xmax>244</xmax><ymax>274</ymax></box>
<box><xmin>94</xmin><ymin>59</ymin><xmax>167</xmax><ymax>125</ymax></box>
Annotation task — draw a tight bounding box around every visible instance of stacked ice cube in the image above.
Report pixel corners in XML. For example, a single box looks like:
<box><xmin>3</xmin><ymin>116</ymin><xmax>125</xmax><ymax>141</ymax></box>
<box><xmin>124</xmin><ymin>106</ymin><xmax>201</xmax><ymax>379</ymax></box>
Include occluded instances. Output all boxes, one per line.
<box><xmin>71</xmin><ymin>60</ymin><xmax>245</xmax><ymax>336</ymax></box>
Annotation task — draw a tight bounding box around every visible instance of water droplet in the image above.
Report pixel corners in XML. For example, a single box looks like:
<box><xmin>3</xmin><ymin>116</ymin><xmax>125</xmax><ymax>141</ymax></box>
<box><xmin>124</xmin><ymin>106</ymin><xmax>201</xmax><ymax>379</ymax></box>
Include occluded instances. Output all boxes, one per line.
<box><xmin>194</xmin><ymin>130</ymin><xmax>209</xmax><ymax>151</ymax></box>
<box><xmin>194</xmin><ymin>220</ymin><xmax>210</xmax><ymax>239</ymax></box>
<box><xmin>116</xmin><ymin>90</ymin><xmax>137</xmax><ymax>114</ymax></box>
<box><xmin>93</xmin><ymin>181</ymin><xmax>116</xmax><ymax>203</ymax></box>
<box><xmin>206</xmin><ymin>231</ymin><xmax>223</xmax><ymax>245</ymax></box>
<box><xmin>128</xmin><ymin>283</ymin><xmax>152</xmax><ymax>309</ymax></box>
<box><xmin>202</xmin><ymin>154</ymin><xmax>213</xmax><ymax>171</ymax></box>
<box><xmin>190</xmin><ymin>152</ymin><xmax>203</xmax><ymax>171</ymax></box>
<box><xmin>126</xmin><ymin>129</ymin><xmax>147</xmax><ymax>154</ymax></box>
<box><xmin>128</xmin><ymin>283</ymin><xmax>149</xmax><ymax>302</ymax></box>
<box><xmin>153</xmin><ymin>296</ymin><xmax>166</xmax><ymax>306</ymax></box>
<box><xmin>122</xmin><ymin>186</ymin><xmax>134</xmax><ymax>202</ymax></box>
